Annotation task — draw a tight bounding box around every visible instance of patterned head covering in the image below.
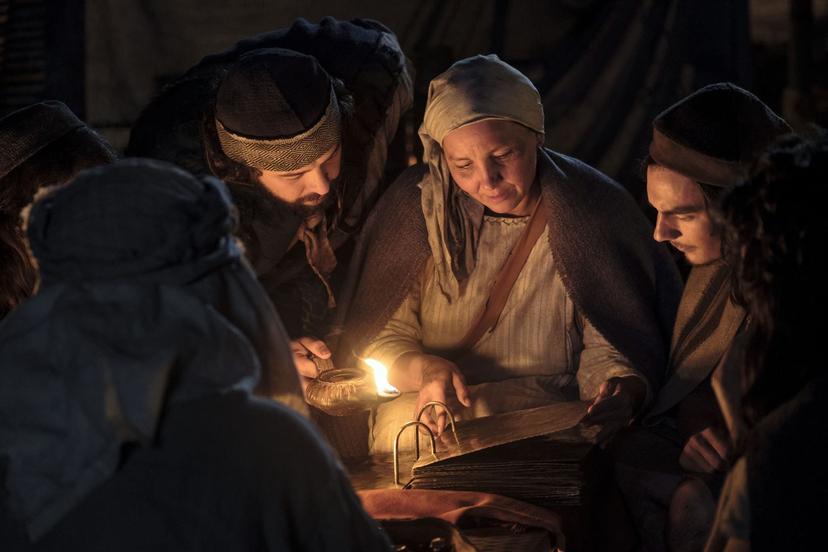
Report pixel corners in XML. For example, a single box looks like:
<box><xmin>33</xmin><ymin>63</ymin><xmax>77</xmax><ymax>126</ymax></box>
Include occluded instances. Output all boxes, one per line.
<box><xmin>215</xmin><ymin>48</ymin><xmax>341</xmax><ymax>172</ymax></box>
<box><xmin>419</xmin><ymin>54</ymin><xmax>545</xmax><ymax>297</ymax></box>
<box><xmin>0</xmin><ymin>159</ymin><xmax>304</xmax><ymax>539</ymax></box>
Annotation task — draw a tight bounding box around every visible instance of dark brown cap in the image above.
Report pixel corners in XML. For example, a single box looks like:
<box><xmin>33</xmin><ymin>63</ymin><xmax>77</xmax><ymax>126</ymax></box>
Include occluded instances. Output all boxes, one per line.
<box><xmin>650</xmin><ymin>83</ymin><xmax>791</xmax><ymax>187</ymax></box>
<box><xmin>214</xmin><ymin>48</ymin><xmax>341</xmax><ymax>172</ymax></box>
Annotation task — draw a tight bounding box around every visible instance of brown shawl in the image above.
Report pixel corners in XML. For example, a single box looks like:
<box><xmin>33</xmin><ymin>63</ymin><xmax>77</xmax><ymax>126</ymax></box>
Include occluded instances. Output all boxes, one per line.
<box><xmin>646</xmin><ymin>261</ymin><xmax>746</xmax><ymax>419</ymax></box>
<box><xmin>332</xmin><ymin>148</ymin><xmax>682</xmax><ymax>391</ymax></box>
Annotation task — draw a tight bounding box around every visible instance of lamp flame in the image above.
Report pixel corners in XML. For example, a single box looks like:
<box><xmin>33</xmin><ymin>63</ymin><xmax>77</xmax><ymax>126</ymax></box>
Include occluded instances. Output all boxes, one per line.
<box><xmin>363</xmin><ymin>358</ymin><xmax>400</xmax><ymax>397</ymax></box>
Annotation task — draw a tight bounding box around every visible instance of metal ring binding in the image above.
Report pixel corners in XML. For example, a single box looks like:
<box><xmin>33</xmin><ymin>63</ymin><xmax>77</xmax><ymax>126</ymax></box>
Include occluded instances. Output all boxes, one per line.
<box><xmin>416</xmin><ymin>400</ymin><xmax>460</xmax><ymax>450</ymax></box>
<box><xmin>393</xmin><ymin>421</ymin><xmax>438</xmax><ymax>487</ymax></box>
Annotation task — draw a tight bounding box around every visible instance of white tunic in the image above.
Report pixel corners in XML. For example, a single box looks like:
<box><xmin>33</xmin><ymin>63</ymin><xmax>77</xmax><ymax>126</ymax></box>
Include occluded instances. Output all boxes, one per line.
<box><xmin>363</xmin><ymin>214</ymin><xmax>643</xmax><ymax>453</ymax></box>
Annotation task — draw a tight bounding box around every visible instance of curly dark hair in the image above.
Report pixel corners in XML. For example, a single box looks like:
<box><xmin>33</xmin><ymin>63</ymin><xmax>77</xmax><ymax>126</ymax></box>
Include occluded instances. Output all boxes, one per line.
<box><xmin>0</xmin><ymin>127</ymin><xmax>116</xmax><ymax>318</ymax></box>
<box><xmin>0</xmin><ymin>219</ymin><xmax>34</xmax><ymax>319</ymax></box>
<box><xmin>716</xmin><ymin>131</ymin><xmax>828</xmax><ymax>426</ymax></box>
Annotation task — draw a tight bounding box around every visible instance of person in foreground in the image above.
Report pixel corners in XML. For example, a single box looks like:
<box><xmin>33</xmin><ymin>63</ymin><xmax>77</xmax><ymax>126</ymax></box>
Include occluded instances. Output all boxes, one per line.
<box><xmin>704</xmin><ymin>133</ymin><xmax>828</xmax><ymax>552</ymax></box>
<box><xmin>0</xmin><ymin>159</ymin><xmax>391</xmax><ymax>551</ymax></box>
<box><xmin>335</xmin><ymin>54</ymin><xmax>683</xmax><ymax>453</ymax></box>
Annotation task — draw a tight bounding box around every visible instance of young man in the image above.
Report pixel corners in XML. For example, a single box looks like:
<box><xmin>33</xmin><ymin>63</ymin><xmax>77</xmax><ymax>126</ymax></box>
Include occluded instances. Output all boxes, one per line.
<box><xmin>127</xmin><ymin>18</ymin><xmax>412</xmax><ymax>394</ymax></box>
<box><xmin>613</xmin><ymin>83</ymin><xmax>790</xmax><ymax>552</ymax></box>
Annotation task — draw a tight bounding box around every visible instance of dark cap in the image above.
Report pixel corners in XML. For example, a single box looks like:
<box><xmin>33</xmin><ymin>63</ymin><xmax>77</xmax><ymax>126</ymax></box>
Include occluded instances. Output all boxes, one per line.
<box><xmin>650</xmin><ymin>83</ymin><xmax>791</xmax><ymax>187</ymax></box>
<box><xmin>0</xmin><ymin>101</ymin><xmax>85</xmax><ymax>180</ymax></box>
<box><xmin>214</xmin><ymin>48</ymin><xmax>341</xmax><ymax>172</ymax></box>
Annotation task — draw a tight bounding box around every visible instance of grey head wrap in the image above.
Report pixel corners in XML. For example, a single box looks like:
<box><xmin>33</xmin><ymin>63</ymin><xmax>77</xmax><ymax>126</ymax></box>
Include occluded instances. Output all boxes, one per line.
<box><xmin>419</xmin><ymin>54</ymin><xmax>545</xmax><ymax>298</ymax></box>
<box><xmin>0</xmin><ymin>159</ymin><xmax>304</xmax><ymax>540</ymax></box>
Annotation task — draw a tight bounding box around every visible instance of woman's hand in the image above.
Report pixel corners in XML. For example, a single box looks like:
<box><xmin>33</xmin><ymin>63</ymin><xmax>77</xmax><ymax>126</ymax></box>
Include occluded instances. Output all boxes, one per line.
<box><xmin>400</xmin><ymin>353</ymin><xmax>471</xmax><ymax>436</ymax></box>
<box><xmin>584</xmin><ymin>376</ymin><xmax>647</xmax><ymax>444</ymax></box>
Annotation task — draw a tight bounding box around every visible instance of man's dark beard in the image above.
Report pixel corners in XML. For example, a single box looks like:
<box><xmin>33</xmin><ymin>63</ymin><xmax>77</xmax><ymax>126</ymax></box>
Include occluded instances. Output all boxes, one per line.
<box><xmin>280</xmin><ymin>187</ymin><xmax>337</xmax><ymax>218</ymax></box>
<box><xmin>235</xmin><ymin>175</ymin><xmax>339</xmax><ymax>219</ymax></box>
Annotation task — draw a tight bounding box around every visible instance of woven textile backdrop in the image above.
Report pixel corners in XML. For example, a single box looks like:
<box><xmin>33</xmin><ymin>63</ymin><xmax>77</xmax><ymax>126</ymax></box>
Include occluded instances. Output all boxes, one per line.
<box><xmin>86</xmin><ymin>0</ymin><xmax>750</xmax><ymax>196</ymax></box>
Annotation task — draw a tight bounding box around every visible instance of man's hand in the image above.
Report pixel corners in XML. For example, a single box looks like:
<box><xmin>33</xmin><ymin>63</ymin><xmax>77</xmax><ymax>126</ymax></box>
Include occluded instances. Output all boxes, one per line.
<box><xmin>290</xmin><ymin>337</ymin><xmax>331</xmax><ymax>396</ymax></box>
<box><xmin>405</xmin><ymin>354</ymin><xmax>471</xmax><ymax>436</ymax></box>
<box><xmin>679</xmin><ymin>426</ymin><xmax>731</xmax><ymax>473</ymax></box>
<box><xmin>584</xmin><ymin>376</ymin><xmax>647</xmax><ymax>444</ymax></box>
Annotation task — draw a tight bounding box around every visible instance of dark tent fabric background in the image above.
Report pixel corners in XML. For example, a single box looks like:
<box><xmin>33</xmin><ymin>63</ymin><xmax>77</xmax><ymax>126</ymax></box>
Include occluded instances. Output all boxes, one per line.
<box><xmin>81</xmin><ymin>0</ymin><xmax>749</xmax><ymax>197</ymax></box>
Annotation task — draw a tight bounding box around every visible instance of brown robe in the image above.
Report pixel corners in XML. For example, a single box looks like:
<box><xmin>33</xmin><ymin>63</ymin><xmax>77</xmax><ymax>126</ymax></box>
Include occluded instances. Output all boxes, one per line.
<box><xmin>612</xmin><ymin>261</ymin><xmax>747</xmax><ymax>552</ymax></box>
<box><xmin>325</xmin><ymin>150</ymin><xmax>683</xmax><ymax>458</ymax></box>
<box><xmin>646</xmin><ymin>260</ymin><xmax>747</xmax><ymax>426</ymax></box>
<box><xmin>334</xmin><ymin>150</ymin><xmax>683</xmax><ymax>389</ymax></box>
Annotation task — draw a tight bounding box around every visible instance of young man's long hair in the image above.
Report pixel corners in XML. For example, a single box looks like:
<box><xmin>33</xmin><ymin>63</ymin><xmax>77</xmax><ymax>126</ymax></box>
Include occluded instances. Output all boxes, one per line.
<box><xmin>718</xmin><ymin>132</ymin><xmax>828</xmax><ymax>427</ymax></box>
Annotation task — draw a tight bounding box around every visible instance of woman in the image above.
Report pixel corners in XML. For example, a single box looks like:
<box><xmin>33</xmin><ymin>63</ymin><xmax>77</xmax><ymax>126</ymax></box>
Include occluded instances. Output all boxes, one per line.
<box><xmin>705</xmin><ymin>134</ymin><xmax>828</xmax><ymax>551</ymax></box>
<box><xmin>336</xmin><ymin>55</ymin><xmax>682</xmax><ymax>453</ymax></box>
<box><xmin>0</xmin><ymin>101</ymin><xmax>116</xmax><ymax>319</ymax></box>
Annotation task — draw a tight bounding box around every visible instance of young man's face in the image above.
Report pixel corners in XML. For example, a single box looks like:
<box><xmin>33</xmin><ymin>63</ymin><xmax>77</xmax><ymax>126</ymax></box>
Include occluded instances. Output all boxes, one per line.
<box><xmin>256</xmin><ymin>142</ymin><xmax>342</xmax><ymax>215</ymax></box>
<box><xmin>647</xmin><ymin>164</ymin><xmax>722</xmax><ymax>265</ymax></box>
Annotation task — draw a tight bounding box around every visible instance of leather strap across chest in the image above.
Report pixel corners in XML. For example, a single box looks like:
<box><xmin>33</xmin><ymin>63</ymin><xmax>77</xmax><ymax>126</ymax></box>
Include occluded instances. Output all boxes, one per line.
<box><xmin>455</xmin><ymin>196</ymin><xmax>548</xmax><ymax>353</ymax></box>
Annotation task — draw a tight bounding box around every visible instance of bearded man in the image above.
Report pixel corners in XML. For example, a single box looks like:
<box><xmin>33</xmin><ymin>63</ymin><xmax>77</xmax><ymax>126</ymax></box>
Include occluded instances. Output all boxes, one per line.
<box><xmin>127</xmin><ymin>17</ymin><xmax>412</xmax><ymax>392</ymax></box>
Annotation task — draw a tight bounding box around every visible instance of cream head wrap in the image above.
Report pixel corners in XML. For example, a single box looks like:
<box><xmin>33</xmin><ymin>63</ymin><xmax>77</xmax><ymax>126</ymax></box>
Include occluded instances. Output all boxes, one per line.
<box><xmin>419</xmin><ymin>54</ymin><xmax>545</xmax><ymax>298</ymax></box>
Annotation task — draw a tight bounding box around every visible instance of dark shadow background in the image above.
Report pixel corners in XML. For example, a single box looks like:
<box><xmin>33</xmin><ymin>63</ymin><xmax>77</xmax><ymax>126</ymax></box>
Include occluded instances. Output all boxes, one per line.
<box><xmin>1</xmin><ymin>0</ymin><xmax>826</xmax><ymax>203</ymax></box>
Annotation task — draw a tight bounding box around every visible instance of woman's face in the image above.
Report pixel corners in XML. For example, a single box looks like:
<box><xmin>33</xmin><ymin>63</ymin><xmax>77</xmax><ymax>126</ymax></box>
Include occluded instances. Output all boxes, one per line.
<box><xmin>442</xmin><ymin>119</ymin><xmax>541</xmax><ymax>216</ymax></box>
